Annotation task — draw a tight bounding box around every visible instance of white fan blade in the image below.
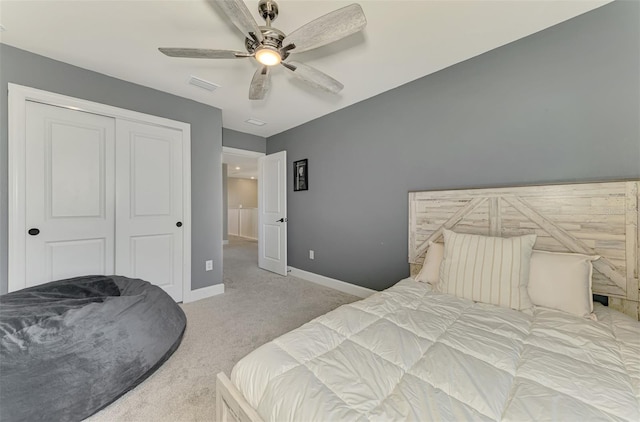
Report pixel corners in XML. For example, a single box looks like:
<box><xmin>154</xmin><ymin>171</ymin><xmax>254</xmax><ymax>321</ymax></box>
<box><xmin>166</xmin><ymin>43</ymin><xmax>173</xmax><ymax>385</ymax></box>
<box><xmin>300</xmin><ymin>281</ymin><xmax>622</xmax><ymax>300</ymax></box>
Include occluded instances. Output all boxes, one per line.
<box><xmin>249</xmin><ymin>66</ymin><xmax>271</xmax><ymax>100</ymax></box>
<box><xmin>216</xmin><ymin>0</ymin><xmax>264</xmax><ymax>43</ymax></box>
<box><xmin>283</xmin><ymin>4</ymin><xmax>366</xmax><ymax>54</ymax></box>
<box><xmin>159</xmin><ymin>48</ymin><xmax>249</xmax><ymax>59</ymax></box>
<box><xmin>283</xmin><ymin>61</ymin><xmax>343</xmax><ymax>94</ymax></box>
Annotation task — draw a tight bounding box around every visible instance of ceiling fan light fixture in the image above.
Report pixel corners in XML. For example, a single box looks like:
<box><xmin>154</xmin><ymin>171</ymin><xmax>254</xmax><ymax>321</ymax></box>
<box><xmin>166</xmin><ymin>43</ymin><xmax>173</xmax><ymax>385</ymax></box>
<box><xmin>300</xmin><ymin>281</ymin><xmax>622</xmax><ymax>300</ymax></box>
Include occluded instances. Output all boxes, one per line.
<box><xmin>159</xmin><ymin>0</ymin><xmax>367</xmax><ymax>99</ymax></box>
<box><xmin>255</xmin><ymin>47</ymin><xmax>281</xmax><ymax>66</ymax></box>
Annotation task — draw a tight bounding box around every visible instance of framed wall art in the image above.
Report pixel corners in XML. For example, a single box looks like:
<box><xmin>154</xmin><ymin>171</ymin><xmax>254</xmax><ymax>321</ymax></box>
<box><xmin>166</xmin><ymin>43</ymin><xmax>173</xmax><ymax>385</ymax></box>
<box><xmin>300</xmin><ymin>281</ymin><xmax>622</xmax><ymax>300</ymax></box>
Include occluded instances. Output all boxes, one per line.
<box><xmin>294</xmin><ymin>159</ymin><xmax>308</xmax><ymax>191</ymax></box>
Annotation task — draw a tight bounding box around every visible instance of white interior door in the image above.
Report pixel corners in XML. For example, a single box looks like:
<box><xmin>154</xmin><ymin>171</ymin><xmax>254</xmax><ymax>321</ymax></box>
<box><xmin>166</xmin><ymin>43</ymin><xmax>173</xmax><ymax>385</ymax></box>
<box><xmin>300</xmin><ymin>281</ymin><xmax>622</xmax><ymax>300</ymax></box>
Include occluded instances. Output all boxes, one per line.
<box><xmin>24</xmin><ymin>101</ymin><xmax>115</xmax><ymax>287</ymax></box>
<box><xmin>115</xmin><ymin>120</ymin><xmax>184</xmax><ymax>301</ymax></box>
<box><xmin>258</xmin><ymin>151</ymin><xmax>287</xmax><ymax>275</ymax></box>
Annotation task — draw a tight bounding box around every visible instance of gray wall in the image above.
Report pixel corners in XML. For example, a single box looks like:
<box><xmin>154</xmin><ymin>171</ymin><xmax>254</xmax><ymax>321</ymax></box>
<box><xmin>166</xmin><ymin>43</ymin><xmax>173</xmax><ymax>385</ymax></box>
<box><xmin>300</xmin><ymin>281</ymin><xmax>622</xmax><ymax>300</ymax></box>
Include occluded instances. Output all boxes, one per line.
<box><xmin>222</xmin><ymin>164</ymin><xmax>228</xmax><ymax>242</ymax></box>
<box><xmin>223</xmin><ymin>128</ymin><xmax>266</xmax><ymax>153</ymax></box>
<box><xmin>0</xmin><ymin>44</ymin><xmax>224</xmax><ymax>294</ymax></box>
<box><xmin>267</xmin><ymin>1</ymin><xmax>640</xmax><ymax>291</ymax></box>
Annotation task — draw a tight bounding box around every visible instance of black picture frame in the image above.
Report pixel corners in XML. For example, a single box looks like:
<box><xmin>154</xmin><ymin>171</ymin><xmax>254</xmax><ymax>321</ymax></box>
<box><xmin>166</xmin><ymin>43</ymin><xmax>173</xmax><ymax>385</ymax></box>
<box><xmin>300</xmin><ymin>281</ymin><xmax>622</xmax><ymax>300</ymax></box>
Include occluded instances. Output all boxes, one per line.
<box><xmin>293</xmin><ymin>159</ymin><xmax>308</xmax><ymax>191</ymax></box>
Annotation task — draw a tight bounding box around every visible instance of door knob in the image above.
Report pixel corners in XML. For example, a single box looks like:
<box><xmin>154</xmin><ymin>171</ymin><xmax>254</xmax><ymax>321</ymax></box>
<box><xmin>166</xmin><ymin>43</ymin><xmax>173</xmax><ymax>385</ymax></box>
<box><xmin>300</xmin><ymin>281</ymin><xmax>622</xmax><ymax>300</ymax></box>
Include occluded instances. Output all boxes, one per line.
<box><xmin>28</xmin><ymin>228</ymin><xmax>40</xmax><ymax>236</ymax></box>
<box><xmin>176</xmin><ymin>222</ymin><xmax>183</xmax><ymax>227</ymax></box>
<box><xmin>276</xmin><ymin>218</ymin><xmax>287</xmax><ymax>223</ymax></box>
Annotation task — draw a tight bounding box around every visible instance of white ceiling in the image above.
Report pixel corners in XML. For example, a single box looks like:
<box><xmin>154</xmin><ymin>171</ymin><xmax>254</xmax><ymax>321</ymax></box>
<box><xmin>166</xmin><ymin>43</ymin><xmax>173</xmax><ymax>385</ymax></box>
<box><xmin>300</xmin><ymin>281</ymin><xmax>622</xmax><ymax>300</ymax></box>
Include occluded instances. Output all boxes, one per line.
<box><xmin>223</xmin><ymin>148</ymin><xmax>261</xmax><ymax>179</ymax></box>
<box><xmin>0</xmin><ymin>0</ymin><xmax>611</xmax><ymax>138</ymax></box>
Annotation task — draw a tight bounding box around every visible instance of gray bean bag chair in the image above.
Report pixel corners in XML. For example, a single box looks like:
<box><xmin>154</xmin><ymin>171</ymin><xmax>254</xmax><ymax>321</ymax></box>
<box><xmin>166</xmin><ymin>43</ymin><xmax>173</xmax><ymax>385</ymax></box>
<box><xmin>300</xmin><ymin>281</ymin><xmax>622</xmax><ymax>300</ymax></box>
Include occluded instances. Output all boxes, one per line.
<box><xmin>0</xmin><ymin>275</ymin><xmax>186</xmax><ymax>422</ymax></box>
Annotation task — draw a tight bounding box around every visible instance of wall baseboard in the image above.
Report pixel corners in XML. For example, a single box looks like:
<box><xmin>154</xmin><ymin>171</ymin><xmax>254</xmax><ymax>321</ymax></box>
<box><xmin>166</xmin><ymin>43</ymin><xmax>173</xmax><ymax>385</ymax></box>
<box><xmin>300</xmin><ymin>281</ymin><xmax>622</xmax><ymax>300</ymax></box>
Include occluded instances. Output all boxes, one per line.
<box><xmin>184</xmin><ymin>283</ymin><xmax>225</xmax><ymax>303</ymax></box>
<box><xmin>288</xmin><ymin>267</ymin><xmax>376</xmax><ymax>298</ymax></box>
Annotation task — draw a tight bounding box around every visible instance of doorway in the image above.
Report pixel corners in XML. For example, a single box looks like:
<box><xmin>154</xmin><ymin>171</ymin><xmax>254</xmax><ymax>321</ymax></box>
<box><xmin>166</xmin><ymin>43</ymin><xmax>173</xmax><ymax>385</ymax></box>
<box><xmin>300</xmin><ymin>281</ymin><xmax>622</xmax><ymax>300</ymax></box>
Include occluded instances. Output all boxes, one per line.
<box><xmin>222</xmin><ymin>147</ymin><xmax>263</xmax><ymax>245</ymax></box>
<box><xmin>222</xmin><ymin>147</ymin><xmax>288</xmax><ymax>277</ymax></box>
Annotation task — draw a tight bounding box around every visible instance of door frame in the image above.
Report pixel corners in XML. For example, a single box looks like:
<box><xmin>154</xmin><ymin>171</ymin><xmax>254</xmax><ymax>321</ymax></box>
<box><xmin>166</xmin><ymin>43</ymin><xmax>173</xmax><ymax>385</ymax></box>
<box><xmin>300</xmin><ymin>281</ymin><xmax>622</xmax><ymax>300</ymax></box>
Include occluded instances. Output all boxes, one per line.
<box><xmin>8</xmin><ymin>83</ymin><xmax>192</xmax><ymax>298</ymax></box>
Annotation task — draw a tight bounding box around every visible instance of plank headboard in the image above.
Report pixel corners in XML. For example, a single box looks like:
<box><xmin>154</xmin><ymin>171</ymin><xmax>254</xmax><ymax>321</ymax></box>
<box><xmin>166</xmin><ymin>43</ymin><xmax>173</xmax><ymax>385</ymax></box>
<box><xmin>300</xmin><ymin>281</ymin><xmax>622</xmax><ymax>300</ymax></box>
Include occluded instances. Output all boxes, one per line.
<box><xmin>408</xmin><ymin>181</ymin><xmax>640</xmax><ymax>320</ymax></box>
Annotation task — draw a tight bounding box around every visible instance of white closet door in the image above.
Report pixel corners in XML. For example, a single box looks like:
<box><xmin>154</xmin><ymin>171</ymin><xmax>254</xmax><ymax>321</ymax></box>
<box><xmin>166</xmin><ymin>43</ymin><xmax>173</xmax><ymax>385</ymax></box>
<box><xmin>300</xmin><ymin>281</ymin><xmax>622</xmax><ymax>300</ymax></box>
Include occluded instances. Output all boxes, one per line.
<box><xmin>115</xmin><ymin>120</ymin><xmax>184</xmax><ymax>301</ymax></box>
<box><xmin>25</xmin><ymin>101</ymin><xmax>116</xmax><ymax>287</ymax></box>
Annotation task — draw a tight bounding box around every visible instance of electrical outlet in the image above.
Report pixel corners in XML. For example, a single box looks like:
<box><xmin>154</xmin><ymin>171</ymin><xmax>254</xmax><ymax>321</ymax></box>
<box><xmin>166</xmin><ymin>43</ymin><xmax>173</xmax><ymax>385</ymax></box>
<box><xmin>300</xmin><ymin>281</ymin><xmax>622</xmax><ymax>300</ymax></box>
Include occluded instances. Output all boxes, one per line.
<box><xmin>309</xmin><ymin>250</ymin><xmax>314</xmax><ymax>260</ymax></box>
<box><xmin>205</xmin><ymin>260</ymin><xmax>213</xmax><ymax>271</ymax></box>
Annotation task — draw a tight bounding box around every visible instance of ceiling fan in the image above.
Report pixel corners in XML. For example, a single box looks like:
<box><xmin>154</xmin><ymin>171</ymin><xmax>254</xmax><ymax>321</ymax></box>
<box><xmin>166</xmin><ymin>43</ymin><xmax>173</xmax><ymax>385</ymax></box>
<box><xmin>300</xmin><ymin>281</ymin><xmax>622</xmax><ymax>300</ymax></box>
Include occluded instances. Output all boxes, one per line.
<box><xmin>159</xmin><ymin>0</ymin><xmax>367</xmax><ymax>100</ymax></box>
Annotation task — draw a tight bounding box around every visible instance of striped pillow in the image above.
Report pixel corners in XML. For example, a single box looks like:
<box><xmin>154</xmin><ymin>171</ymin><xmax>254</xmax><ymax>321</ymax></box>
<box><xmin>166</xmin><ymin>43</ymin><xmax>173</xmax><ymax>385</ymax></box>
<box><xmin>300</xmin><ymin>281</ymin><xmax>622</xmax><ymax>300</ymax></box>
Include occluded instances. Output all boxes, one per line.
<box><xmin>440</xmin><ymin>230</ymin><xmax>537</xmax><ymax>310</ymax></box>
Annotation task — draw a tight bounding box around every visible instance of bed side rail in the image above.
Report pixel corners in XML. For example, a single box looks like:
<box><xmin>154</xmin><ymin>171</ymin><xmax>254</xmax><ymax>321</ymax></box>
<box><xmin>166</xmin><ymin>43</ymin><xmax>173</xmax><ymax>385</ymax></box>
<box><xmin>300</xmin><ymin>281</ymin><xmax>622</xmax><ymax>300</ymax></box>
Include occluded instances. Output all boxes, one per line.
<box><xmin>216</xmin><ymin>372</ymin><xmax>264</xmax><ymax>422</ymax></box>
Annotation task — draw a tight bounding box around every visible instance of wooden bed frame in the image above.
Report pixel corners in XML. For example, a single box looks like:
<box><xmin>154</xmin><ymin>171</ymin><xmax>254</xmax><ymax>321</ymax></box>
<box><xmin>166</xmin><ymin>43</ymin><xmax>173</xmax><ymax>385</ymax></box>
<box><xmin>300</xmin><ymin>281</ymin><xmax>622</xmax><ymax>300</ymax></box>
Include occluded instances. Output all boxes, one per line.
<box><xmin>216</xmin><ymin>372</ymin><xmax>264</xmax><ymax>422</ymax></box>
<box><xmin>409</xmin><ymin>181</ymin><xmax>640</xmax><ymax>319</ymax></box>
<box><xmin>217</xmin><ymin>180</ymin><xmax>640</xmax><ymax>422</ymax></box>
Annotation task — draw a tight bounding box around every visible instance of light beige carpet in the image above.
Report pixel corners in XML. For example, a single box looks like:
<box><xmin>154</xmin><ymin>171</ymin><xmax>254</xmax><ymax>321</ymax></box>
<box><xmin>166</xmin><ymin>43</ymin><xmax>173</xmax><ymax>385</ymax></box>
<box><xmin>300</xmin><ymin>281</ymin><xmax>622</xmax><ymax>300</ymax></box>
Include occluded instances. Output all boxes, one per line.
<box><xmin>87</xmin><ymin>237</ymin><xmax>358</xmax><ymax>421</ymax></box>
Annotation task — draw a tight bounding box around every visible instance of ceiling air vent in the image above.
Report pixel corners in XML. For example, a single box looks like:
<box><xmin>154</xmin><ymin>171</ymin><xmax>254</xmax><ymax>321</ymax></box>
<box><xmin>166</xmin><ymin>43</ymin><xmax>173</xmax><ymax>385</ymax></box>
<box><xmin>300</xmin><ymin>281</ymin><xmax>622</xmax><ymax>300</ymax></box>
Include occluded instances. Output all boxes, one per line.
<box><xmin>188</xmin><ymin>76</ymin><xmax>220</xmax><ymax>92</ymax></box>
<box><xmin>245</xmin><ymin>118</ymin><xmax>266</xmax><ymax>126</ymax></box>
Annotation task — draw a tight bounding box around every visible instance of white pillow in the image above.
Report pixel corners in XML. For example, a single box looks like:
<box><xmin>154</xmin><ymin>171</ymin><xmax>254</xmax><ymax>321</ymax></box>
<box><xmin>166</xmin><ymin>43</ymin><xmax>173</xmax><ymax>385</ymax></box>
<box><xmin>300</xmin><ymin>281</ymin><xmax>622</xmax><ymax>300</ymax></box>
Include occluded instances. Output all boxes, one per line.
<box><xmin>528</xmin><ymin>250</ymin><xmax>599</xmax><ymax>319</ymax></box>
<box><xmin>414</xmin><ymin>242</ymin><xmax>444</xmax><ymax>288</ymax></box>
<box><xmin>440</xmin><ymin>229</ymin><xmax>537</xmax><ymax>310</ymax></box>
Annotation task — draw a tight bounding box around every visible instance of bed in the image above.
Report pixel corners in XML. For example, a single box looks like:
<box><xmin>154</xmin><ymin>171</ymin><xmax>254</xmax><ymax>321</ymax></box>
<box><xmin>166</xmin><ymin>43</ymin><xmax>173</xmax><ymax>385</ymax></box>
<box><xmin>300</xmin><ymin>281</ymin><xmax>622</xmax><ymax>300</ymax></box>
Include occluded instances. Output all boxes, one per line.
<box><xmin>216</xmin><ymin>181</ymin><xmax>640</xmax><ymax>422</ymax></box>
<box><xmin>0</xmin><ymin>275</ymin><xmax>186</xmax><ymax>422</ymax></box>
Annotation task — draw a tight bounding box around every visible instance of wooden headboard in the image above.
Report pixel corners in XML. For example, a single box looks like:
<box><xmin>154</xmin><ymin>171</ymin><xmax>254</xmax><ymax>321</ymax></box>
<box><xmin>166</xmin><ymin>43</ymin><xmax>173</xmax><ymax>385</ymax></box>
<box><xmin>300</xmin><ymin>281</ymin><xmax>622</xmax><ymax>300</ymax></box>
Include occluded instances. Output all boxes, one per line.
<box><xmin>408</xmin><ymin>181</ymin><xmax>640</xmax><ymax>320</ymax></box>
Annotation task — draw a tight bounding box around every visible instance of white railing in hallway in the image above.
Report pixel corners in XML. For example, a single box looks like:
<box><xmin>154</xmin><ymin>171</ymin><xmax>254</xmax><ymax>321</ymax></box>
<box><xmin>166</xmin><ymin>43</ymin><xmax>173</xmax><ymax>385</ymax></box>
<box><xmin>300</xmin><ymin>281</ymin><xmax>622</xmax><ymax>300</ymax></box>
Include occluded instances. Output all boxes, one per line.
<box><xmin>228</xmin><ymin>208</ymin><xmax>258</xmax><ymax>240</ymax></box>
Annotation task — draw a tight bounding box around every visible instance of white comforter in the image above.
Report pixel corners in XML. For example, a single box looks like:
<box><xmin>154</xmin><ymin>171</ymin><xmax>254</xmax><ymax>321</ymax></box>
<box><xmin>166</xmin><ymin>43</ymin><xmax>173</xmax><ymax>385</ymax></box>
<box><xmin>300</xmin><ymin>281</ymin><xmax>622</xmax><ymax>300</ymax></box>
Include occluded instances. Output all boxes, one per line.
<box><xmin>231</xmin><ymin>279</ymin><xmax>640</xmax><ymax>421</ymax></box>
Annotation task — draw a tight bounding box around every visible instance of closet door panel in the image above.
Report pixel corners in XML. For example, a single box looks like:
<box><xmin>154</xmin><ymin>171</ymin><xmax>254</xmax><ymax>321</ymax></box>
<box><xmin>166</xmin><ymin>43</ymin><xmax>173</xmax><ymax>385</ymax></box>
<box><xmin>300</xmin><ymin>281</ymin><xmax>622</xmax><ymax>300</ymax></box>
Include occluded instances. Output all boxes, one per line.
<box><xmin>50</xmin><ymin>125</ymin><xmax>104</xmax><ymax>217</ymax></box>
<box><xmin>130</xmin><ymin>235</ymin><xmax>174</xmax><ymax>286</ymax></box>
<box><xmin>47</xmin><ymin>238</ymin><xmax>107</xmax><ymax>281</ymax></box>
<box><xmin>25</xmin><ymin>101</ymin><xmax>115</xmax><ymax>288</ymax></box>
<box><xmin>132</xmin><ymin>135</ymin><xmax>172</xmax><ymax>216</ymax></box>
<box><xmin>116</xmin><ymin>120</ymin><xmax>184</xmax><ymax>301</ymax></box>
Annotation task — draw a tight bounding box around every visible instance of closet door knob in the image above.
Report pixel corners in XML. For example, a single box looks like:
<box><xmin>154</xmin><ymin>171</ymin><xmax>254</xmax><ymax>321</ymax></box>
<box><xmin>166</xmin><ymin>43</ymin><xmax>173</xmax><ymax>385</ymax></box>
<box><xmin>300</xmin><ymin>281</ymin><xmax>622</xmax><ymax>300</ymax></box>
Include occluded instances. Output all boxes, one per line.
<box><xmin>176</xmin><ymin>222</ymin><xmax>183</xmax><ymax>227</ymax></box>
<box><xmin>28</xmin><ymin>228</ymin><xmax>40</xmax><ymax>236</ymax></box>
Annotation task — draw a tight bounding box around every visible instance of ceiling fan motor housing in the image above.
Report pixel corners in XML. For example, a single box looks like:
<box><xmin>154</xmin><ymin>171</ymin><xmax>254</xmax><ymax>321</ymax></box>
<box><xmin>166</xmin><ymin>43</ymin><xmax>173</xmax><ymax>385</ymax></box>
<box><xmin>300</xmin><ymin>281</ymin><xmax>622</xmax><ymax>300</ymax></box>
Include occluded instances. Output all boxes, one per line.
<box><xmin>245</xmin><ymin>26</ymin><xmax>290</xmax><ymax>62</ymax></box>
